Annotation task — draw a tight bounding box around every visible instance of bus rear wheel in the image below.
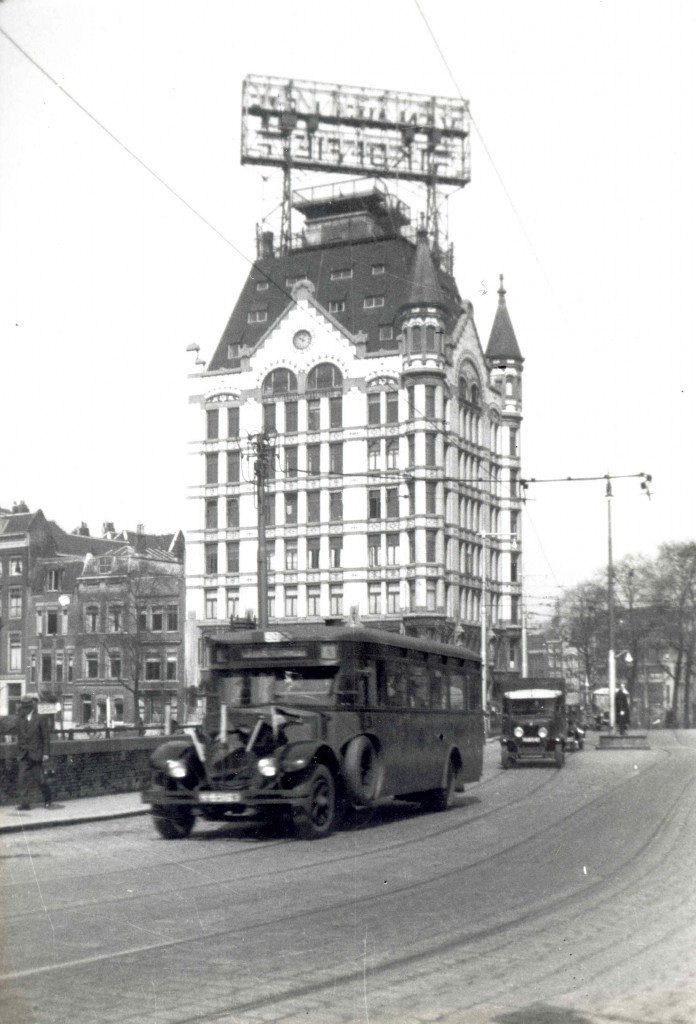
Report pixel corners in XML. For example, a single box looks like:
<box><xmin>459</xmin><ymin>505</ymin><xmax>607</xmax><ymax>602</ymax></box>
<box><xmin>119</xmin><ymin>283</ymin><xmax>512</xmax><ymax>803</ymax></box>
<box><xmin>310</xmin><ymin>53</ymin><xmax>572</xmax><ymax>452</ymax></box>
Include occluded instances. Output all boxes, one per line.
<box><xmin>293</xmin><ymin>765</ymin><xmax>337</xmax><ymax>840</ymax></box>
<box><xmin>152</xmin><ymin>806</ymin><xmax>195</xmax><ymax>840</ymax></box>
<box><xmin>420</xmin><ymin>759</ymin><xmax>456</xmax><ymax>813</ymax></box>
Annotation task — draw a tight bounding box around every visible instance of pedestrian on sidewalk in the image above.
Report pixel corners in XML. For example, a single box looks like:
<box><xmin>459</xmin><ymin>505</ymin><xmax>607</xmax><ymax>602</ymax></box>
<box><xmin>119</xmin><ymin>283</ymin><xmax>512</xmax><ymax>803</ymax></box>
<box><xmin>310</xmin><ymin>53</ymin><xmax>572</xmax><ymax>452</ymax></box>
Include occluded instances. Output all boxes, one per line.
<box><xmin>15</xmin><ymin>695</ymin><xmax>52</xmax><ymax>810</ymax></box>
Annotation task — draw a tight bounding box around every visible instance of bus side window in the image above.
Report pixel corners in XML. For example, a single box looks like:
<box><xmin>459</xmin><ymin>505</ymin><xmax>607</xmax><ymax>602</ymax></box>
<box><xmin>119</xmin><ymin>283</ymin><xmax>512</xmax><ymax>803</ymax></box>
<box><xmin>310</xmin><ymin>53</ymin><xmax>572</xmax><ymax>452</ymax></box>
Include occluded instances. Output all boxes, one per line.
<box><xmin>467</xmin><ymin>669</ymin><xmax>481</xmax><ymax>710</ymax></box>
<box><xmin>449</xmin><ymin>675</ymin><xmax>465</xmax><ymax>710</ymax></box>
<box><xmin>384</xmin><ymin>667</ymin><xmax>406</xmax><ymax>707</ymax></box>
<box><xmin>408</xmin><ymin>665</ymin><xmax>429</xmax><ymax>708</ymax></box>
<box><xmin>336</xmin><ymin>671</ymin><xmax>359</xmax><ymax>707</ymax></box>
<box><xmin>430</xmin><ymin>668</ymin><xmax>447</xmax><ymax>710</ymax></box>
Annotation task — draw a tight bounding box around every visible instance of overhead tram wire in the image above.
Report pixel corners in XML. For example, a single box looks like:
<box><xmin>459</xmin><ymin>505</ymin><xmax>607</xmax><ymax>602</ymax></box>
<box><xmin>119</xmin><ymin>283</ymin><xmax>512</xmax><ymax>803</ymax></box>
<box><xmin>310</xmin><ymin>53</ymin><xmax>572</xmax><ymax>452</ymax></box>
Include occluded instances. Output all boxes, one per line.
<box><xmin>4</xmin><ymin>21</ymin><xmax>503</xmax><ymax>441</ymax></box>
<box><xmin>0</xmin><ymin>26</ymin><xmax>358</xmax><ymax>351</ymax></box>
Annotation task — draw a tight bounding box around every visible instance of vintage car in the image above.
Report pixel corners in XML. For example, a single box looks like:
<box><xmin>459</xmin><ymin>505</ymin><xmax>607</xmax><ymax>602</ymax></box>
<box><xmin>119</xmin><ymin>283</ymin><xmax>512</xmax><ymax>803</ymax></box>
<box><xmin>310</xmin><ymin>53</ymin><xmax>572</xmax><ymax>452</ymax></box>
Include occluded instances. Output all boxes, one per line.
<box><xmin>500</xmin><ymin>688</ymin><xmax>567</xmax><ymax>768</ymax></box>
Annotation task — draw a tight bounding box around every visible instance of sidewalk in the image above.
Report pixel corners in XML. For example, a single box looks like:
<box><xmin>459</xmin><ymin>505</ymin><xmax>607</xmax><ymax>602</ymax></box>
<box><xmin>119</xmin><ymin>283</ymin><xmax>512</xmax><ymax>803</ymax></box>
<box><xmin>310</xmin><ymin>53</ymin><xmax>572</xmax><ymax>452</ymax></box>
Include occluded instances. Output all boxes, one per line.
<box><xmin>0</xmin><ymin>792</ymin><xmax>148</xmax><ymax>834</ymax></box>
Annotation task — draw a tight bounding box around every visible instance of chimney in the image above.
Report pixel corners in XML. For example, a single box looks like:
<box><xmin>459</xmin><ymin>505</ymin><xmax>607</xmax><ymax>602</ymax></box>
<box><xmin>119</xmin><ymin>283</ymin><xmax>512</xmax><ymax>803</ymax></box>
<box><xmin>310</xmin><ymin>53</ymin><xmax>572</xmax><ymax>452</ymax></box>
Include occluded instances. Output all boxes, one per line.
<box><xmin>72</xmin><ymin>522</ymin><xmax>90</xmax><ymax>537</ymax></box>
<box><xmin>260</xmin><ymin>231</ymin><xmax>274</xmax><ymax>259</ymax></box>
<box><xmin>102</xmin><ymin>522</ymin><xmax>115</xmax><ymax>538</ymax></box>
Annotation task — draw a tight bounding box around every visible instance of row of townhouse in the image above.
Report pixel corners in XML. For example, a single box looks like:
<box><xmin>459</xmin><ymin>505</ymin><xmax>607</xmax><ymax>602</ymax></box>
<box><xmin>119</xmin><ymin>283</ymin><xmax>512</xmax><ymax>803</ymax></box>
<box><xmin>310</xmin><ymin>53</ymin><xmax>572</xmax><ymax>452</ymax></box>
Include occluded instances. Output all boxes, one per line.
<box><xmin>0</xmin><ymin>505</ymin><xmax>185</xmax><ymax>726</ymax></box>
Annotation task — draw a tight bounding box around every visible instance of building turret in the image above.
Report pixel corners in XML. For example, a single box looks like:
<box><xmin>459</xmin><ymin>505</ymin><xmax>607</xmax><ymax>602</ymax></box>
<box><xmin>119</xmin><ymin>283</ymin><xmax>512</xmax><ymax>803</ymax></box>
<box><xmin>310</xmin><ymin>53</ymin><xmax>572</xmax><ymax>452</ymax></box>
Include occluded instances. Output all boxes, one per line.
<box><xmin>486</xmin><ymin>274</ymin><xmax>524</xmax><ymax>409</ymax></box>
<box><xmin>400</xmin><ymin>230</ymin><xmax>449</xmax><ymax>373</ymax></box>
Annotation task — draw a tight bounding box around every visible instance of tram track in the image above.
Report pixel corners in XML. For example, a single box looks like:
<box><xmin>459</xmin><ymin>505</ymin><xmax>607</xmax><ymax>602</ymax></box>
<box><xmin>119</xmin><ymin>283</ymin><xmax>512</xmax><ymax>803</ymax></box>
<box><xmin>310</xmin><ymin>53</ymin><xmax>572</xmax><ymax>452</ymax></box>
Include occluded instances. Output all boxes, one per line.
<box><xmin>0</xmin><ymin>741</ymin><xmax>682</xmax><ymax>999</ymax></box>
<box><xmin>58</xmin><ymin>744</ymin><xmax>696</xmax><ymax>1024</ymax></box>
<box><xmin>0</xmin><ymin>754</ymin><xmax>567</xmax><ymax>924</ymax></box>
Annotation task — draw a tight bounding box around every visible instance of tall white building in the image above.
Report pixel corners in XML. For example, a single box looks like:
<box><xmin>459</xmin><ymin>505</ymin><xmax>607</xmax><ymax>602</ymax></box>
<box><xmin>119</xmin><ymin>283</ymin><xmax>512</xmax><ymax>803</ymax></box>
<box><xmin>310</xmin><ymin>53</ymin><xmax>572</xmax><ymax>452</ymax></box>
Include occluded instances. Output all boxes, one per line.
<box><xmin>186</xmin><ymin>178</ymin><xmax>524</xmax><ymax>698</ymax></box>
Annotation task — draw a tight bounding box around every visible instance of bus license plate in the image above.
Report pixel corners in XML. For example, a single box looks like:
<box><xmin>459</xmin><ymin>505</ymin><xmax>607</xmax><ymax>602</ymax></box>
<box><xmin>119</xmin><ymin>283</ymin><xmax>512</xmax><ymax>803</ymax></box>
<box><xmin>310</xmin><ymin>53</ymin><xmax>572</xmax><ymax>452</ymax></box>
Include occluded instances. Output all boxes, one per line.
<box><xmin>200</xmin><ymin>792</ymin><xmax>241</xmax><ymax>803</ymax></box>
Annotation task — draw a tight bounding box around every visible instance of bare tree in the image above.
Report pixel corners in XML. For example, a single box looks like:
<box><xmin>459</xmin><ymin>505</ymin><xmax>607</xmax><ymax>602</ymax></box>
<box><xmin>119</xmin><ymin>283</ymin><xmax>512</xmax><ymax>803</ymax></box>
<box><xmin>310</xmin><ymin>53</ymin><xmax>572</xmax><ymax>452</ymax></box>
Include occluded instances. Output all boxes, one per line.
<box><xmin>645</xmin><ymin>542</ymin><xmax>696</xmax><ymax>727</ymax></box>
<box><xmin>556</xmin><ymin>576</ymin><xmax>607</xmax><ymax>688</ymax></box>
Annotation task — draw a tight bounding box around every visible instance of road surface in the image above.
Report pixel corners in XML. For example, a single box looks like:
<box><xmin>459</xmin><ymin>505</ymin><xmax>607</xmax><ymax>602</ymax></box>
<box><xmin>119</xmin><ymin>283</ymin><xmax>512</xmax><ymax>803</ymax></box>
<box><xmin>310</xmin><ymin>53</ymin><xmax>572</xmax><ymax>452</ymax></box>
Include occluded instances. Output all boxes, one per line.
<box><xmin>1</xmin><ymin>731</ymin><xmax>695</xmax><ymax>1023</ymax></box>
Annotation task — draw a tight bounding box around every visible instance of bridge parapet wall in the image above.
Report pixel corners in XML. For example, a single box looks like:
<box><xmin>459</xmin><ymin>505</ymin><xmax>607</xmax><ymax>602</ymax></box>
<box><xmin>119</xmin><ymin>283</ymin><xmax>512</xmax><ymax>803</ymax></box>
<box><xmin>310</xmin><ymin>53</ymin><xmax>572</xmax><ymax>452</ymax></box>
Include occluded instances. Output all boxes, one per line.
<box><xmin>0</xmin><ymin>736</ymin><xmax>164</xmax><ymax>806</ymax></box>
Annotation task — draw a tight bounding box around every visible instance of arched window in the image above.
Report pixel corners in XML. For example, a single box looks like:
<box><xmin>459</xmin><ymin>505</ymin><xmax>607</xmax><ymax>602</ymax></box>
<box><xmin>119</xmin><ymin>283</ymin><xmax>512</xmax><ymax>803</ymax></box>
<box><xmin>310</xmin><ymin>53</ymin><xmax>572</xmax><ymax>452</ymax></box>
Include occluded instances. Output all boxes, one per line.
<box><xmin>307</xmin><ymin>363</ymin><xmax>343</xmax><ymax>391</ymax></box>
<box><xmin>470</xmin><ymin>384</ymin><xmax>480</xmax><ymax>408</ymax></box>
<box><xmin>262</xmin><ymin>368</ymin><xmax>297</xmax><ymax>395</ymax></box>
<box><xmin>411</xmin><ymin>325</ymin><xmax>422</xmax><ymax>353</ymax></box>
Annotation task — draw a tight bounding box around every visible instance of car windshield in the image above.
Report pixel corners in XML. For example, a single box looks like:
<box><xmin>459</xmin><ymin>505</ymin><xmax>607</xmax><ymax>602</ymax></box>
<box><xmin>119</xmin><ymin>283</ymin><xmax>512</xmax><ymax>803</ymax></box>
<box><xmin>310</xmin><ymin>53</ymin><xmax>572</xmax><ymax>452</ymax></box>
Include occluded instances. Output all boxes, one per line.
<box><xmin>504</xmin><ymin>698</ymin><xmax>557</xmax><ymax>716</ymax></box>
<box><xmin>220</xmin><ymin>669</ymin><xmax>337</xmax><ymax>707</ymax></box>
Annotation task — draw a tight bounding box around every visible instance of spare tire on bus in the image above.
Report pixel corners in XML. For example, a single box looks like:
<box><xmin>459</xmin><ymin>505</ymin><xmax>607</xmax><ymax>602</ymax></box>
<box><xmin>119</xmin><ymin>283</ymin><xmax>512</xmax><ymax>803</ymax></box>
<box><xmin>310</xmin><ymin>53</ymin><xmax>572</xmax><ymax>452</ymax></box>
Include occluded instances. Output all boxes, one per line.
<box><xmin>343</xmin><ymin>735</ymin><xmax>380</xmax><ymax>806</ymax></box>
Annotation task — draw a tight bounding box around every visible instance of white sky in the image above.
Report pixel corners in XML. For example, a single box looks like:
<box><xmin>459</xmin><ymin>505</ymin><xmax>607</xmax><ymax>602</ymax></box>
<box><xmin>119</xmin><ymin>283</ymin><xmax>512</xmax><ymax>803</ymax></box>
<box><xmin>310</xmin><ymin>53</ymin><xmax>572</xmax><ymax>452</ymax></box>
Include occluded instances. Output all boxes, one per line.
<box><xmin>1</xmin><ymin>0</ymin><xmax>694</xmax><ymax>617</ymax></box>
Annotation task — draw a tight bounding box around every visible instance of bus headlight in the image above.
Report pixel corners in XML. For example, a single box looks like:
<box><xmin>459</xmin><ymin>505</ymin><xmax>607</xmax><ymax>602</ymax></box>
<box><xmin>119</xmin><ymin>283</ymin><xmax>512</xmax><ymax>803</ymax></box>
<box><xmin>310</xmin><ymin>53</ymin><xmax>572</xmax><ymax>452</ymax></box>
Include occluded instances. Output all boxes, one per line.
<box><xmin>513</xmin><ymin>726</ymin><xmax>524</xmax><ymax>739</ymax></box>
<box><xmin>166</xmin><ymin>759</ymin><xmax>188</xmax><ymax>779</ymax></box>
<box><xmin>538</xmin><ymin>726</ymin><xmax>549</xmax><ymax>739</ymax></box>
<box><xmin>257</xmin><ymin>757</ymin><xmax>278</xmax><ymax>778</ymax></box>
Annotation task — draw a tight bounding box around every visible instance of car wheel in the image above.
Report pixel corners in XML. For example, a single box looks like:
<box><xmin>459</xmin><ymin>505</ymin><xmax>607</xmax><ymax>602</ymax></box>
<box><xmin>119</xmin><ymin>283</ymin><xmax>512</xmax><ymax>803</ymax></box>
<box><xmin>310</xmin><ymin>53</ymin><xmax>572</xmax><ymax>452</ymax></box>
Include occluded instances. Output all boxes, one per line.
<box><xmin>554</xmin><ymin>741</ymin><xmax>565</xmax><ymax>769</ymax></box>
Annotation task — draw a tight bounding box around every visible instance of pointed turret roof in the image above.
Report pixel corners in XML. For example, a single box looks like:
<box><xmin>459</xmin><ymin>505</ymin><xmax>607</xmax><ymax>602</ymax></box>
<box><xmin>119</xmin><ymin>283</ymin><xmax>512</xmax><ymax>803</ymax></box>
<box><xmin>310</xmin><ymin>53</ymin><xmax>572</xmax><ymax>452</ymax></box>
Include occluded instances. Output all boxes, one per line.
<box><xmin>486</xmin><ymin>275</ymin><xmax>523</xmax><ymax>362</ymax></box>
<box><xmin>407</xmin><ymin>230</ymin><xmax>446</xmax><ymax>308</ymax></box>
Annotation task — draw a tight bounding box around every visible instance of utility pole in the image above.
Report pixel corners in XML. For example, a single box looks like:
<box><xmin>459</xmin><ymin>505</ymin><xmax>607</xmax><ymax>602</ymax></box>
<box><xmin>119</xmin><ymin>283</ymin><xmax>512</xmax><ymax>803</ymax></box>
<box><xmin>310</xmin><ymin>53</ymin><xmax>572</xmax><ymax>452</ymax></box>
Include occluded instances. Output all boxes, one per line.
<box><xmin>252</xmin><ymin>432</ymin><xmax>276</xmax><ymax>630</ymax></box>
<box><xmin>520</xmin><ymin>471</ymin><xmax>651</xmax><ymax>734</ymax></box>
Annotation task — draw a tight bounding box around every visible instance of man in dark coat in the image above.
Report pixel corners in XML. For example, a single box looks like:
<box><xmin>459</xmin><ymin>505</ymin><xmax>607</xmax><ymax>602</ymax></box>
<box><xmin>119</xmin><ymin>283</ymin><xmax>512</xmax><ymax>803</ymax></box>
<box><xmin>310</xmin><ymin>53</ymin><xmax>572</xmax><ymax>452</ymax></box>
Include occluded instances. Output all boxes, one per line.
<box><xmin>15</xmin><ymin>695</ymin><xmax>52</xmax><ymax>810</ymax></box>
<box><xmin>615</xmin><ymin>683</ymin><xmax>631</xmax><ymax>735</ymax></box>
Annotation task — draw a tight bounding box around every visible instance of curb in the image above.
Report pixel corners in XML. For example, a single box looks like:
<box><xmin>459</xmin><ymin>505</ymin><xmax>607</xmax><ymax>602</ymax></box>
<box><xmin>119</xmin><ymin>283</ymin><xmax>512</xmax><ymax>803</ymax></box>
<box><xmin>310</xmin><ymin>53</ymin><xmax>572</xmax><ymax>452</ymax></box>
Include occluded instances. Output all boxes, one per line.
<box><xmin>0</xmin><ymin>807</ymin><xmax>149</xmax><ymax>836</ymax></box>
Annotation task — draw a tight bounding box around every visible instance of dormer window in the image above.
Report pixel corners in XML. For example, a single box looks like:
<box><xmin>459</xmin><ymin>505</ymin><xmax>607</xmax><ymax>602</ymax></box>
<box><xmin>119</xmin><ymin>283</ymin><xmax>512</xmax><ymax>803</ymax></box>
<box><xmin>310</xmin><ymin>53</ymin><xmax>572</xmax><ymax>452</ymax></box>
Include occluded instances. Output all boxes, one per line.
<box><xmin>46</xmin><ymin>569</ymin><xmax>60</xmax><ymax>591</ymax></box>
<box><xmin>363</xmin><ymin>296</ymin><xmax>384</xmax><ymax>309</ymax></box>
<box><xmin>247</xmin><ymin>310</ymin><xmax>268</xmax><ymax>324</ymax></box>
<box><xmin>371</xmin><ymin>264</ymin><xmax>385</xmax><ymax>275</ymax></box>
<box><xmin>255</xmin><ymin>281</ymin><xmax>269</xmax><ymax>291</ymax></box>
<box><xmin>328</xmin><ymin>300</ymin><xmax>345</xmax><ymax>313</ymax></box>
<box><xmin>330</xmin><ymin>268</ymin><xmax>352</xmax><ymax>281</ymax></box>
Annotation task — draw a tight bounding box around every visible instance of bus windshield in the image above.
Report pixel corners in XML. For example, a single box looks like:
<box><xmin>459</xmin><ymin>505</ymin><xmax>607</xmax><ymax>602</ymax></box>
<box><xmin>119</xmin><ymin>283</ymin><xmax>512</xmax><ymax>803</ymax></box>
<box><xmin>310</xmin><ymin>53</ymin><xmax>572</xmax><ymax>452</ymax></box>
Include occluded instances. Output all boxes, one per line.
<box><xmin>220</xmin><ymin>668</ymin><xmax>338</xmax><ymax>707</ymax></box>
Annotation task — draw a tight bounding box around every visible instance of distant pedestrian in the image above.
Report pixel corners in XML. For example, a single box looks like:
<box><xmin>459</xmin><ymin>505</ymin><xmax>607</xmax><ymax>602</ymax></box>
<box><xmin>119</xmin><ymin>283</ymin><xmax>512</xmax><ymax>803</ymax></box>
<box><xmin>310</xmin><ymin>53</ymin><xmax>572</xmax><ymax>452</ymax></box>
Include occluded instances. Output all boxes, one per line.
<box><xmin>615</xmin><ymin>683</ymin><xmax>631</xmax><ymax>735</ymax></box>
<box><xmin>15</xmin><ymin>695</ymin><xmax>52</xmax><ymax>810</ymax></box>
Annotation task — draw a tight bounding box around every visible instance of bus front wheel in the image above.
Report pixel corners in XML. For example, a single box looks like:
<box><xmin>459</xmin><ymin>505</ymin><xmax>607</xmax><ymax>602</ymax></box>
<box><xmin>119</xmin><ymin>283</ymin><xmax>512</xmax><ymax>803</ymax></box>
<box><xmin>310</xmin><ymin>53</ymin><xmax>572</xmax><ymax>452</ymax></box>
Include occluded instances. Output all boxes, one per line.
<box><xmin>293</xmin><ymin>765</ymin><xmax>337</xmax><ymax>840</ymax></box>
<box><xmin>152</xmin><ymin>806</ymin><xmax>195</xmax><ymax>840</ymax></box>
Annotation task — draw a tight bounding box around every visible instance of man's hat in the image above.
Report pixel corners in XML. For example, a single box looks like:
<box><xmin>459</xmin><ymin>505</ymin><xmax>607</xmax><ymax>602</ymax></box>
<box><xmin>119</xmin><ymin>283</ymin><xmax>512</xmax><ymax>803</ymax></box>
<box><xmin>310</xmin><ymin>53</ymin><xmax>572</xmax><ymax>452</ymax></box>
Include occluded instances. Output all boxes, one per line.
<box><xmin>19</xmin><ymin>695</ymin><xmax>36</xmax><ymax>706</ymax></box>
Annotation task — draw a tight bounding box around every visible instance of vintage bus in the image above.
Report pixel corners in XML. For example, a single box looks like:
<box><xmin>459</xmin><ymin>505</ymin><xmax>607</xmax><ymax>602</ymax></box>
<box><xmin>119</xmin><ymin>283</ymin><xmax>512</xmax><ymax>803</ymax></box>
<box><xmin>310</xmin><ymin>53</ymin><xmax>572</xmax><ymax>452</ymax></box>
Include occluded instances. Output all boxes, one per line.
<box><xmin>142</xmin><ymin>625</ymin><xmax>483</xmax><ymax>840</ymax></box>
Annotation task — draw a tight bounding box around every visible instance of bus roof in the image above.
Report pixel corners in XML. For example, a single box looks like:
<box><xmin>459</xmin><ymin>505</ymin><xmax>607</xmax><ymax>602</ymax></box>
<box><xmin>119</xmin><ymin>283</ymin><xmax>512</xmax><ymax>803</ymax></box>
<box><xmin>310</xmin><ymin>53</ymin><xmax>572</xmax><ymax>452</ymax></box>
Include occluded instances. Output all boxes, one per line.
<box><xmin>504</xmin><ymin>689</ymin><xmax>563</xmax><ymax>700</ymax></box>
<box><xmin>210</xmin><ymin>624</ymin><xmax>480</xmax><ymax>663</ymax></box>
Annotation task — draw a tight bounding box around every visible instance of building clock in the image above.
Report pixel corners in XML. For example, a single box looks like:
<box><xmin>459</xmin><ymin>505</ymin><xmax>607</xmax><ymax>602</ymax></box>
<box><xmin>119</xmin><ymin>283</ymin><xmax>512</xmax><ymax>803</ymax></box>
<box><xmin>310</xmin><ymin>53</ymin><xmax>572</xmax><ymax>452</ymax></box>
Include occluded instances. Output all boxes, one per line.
<box><xmin>293</xmin><ymin>329</ymin><xmax>312</xmax><ymax>351</ymax></box>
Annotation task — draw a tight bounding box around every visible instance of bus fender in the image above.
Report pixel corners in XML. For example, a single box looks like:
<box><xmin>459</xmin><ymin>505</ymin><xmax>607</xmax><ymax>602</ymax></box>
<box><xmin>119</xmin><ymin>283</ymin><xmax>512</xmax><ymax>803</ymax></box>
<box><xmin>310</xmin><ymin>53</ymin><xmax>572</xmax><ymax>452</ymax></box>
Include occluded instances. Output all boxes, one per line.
<box><xmin>442</xmin><ymin>745</ymin><xmax>464</xmax><ymax>792</ymax></box>
<box><xmin>342</xmin><ymin>734</ymin><xmax>383</xmax><ymax>805</ymax></box>
<box><xmin>150</xmin><ymin>739</ymin><xmax>197</xmax><ymax>770</ymax></box>
<box><xmin>278</xmin><ymin>740</ymin><xmax>340</xmax><ymax>778</ymax></box>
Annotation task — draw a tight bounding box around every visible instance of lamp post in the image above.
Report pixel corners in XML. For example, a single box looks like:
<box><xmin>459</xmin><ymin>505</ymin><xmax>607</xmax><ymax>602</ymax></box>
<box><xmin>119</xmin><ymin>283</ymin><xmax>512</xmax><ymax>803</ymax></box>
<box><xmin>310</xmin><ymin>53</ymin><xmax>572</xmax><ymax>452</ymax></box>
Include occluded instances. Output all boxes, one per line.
<box><xmin>606</xmin><ymin>479</ymin><xmax>617</xmax><ymax>730</ymax></box>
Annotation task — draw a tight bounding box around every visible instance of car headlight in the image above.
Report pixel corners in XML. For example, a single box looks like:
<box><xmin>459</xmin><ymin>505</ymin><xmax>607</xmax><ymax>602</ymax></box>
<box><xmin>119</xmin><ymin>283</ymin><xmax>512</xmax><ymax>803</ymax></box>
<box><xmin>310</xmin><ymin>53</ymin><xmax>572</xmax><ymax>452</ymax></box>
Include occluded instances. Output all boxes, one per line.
<box><xmin>513</xmin><ymin>726</ymin><xmax>524</xmax><ymax>739</ymax></box>
<box><xmin>166</xmin><ymin>758</ymin><xmax>188</xmax><ymax>779</ymax></box>
<box><xmin>257</xmin><ymin>757</ymin><xmax>278</xmax><ymax>778</ymax></box>
<box><xmin>538</xmin><ymin>726</ymin><xmax>549</xmax><ymax>739</ymax></box>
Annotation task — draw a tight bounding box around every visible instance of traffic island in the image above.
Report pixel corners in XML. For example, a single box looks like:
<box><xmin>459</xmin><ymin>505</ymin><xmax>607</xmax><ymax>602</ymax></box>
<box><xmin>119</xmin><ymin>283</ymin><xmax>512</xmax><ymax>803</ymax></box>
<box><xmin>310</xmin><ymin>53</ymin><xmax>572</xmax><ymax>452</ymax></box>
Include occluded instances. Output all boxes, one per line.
<box><xmin>597</xmin><ymin>732</ymin><xmax>650</xmax><ymax>750</ymax></box>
